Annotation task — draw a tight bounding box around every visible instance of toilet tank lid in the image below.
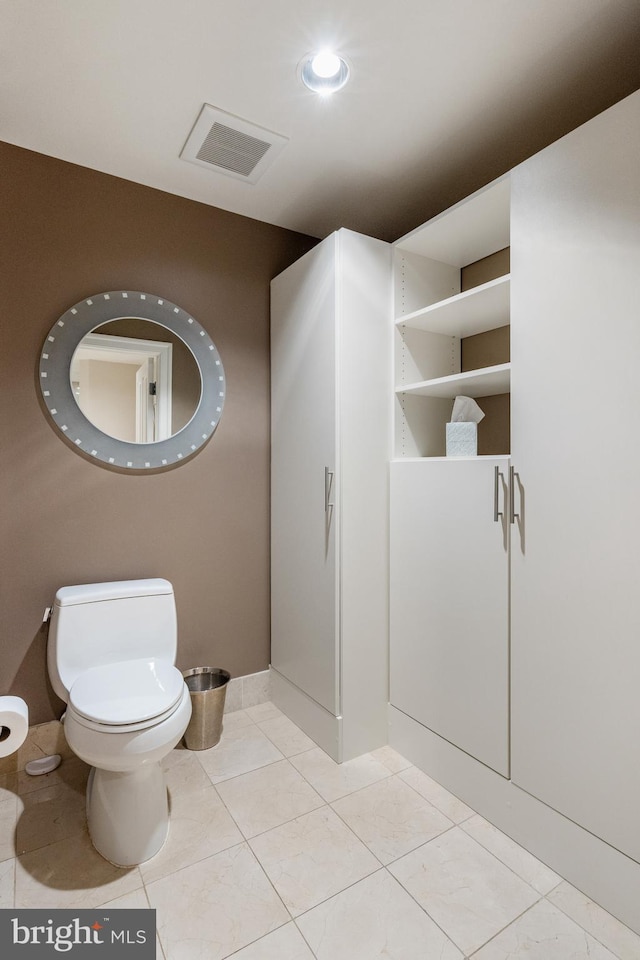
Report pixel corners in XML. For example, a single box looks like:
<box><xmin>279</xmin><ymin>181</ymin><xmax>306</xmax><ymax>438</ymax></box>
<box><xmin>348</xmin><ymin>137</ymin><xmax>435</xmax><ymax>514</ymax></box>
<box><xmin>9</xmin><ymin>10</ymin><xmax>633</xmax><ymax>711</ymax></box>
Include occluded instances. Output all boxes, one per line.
<box><xmin>54</xmin><ymin>579</ymin><xmax>174</xmax><ymax>606</ymax></box>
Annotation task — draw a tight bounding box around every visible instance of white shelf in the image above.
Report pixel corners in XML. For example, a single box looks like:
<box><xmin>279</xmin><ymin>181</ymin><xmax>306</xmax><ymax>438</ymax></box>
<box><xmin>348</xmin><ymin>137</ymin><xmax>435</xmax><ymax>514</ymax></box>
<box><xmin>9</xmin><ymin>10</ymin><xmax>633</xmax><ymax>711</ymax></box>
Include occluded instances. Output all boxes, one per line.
<box><xmin>397</xmin><ymin>275</ymin><xmax>510</xmax><ymax>338</ymax></box>
<box><xmin>392</xmin><ymin>455</ymin><xmax>510</xmax><ymax>463</ymax></box>
<box><xmin>395</xmin><ymin>176</ymin><xmax>510</xmax><ymax>266</ymax></box>
<box><xmin>398</xmin><ymin>363</ymin><xmax>510</xmax><ymax>399</ymax></box>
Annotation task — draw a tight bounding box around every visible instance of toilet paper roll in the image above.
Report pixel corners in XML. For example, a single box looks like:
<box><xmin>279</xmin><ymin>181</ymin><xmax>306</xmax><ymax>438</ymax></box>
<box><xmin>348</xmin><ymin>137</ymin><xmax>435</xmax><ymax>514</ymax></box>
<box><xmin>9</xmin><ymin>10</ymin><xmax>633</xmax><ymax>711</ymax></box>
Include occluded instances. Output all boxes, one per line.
<box><xmin>0</xmin><ymin>696</ymin><xmax>29</xmax><ymax>758</ymax></box>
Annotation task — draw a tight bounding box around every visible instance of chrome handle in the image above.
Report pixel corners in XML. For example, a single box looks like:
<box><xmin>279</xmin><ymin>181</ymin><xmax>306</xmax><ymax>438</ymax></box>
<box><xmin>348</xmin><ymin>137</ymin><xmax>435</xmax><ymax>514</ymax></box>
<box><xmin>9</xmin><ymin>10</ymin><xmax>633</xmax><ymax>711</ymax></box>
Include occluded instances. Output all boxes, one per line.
<box><xmin>494</xmin><ymin>466</ymin><xmax>504</xmax><ymax>522</ymax></box>
<box><xmin>510</xmin><ymin>465</ymin><xmax>520</xmax><ymax>523</ymax></box>
<box><xmin>324</xmin><ymin>467</ymin><xmax>334</xmax><ymax>513</ymax></box>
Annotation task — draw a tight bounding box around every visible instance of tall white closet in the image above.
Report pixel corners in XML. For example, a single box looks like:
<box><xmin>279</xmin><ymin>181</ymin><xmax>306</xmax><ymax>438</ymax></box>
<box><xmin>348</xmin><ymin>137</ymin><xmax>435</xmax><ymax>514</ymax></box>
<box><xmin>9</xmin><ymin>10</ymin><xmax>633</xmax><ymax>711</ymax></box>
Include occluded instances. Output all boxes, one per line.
<box><xmin>270</xmin><ymin>229</ymin><xmax>391</xmax><ymax>762</ymax></box>
<box><xmin>509</xmin><ymin>90</ymin><xmax>640</xmax><ymax>864</ymax></box>
<box><xmin>388</xmin><ymin>90</ymin><xmax>640</xmax><ymax>933</ymax></box>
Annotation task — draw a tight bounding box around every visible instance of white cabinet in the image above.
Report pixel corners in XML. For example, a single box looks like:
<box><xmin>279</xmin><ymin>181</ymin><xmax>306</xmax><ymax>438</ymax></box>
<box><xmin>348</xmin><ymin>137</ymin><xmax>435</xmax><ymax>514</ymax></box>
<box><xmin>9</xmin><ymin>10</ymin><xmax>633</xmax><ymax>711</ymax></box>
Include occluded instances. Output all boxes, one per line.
<box><xmin>390</xmin><ymin>177</ymin><xmax>512</xmax><ymax>774</ymax></box>
<box><xmin>270</xmin><ymin>229</ymin><xmax>391</xmax><ymax>762</ymax></box>
<box><xmin>390</xmin><ymin>458</ymin><xmax>509</xmax><ymax>775</ymax></box>
<box><xmin>388</xmin><ymin>91</ymin><xmax>640</xmax><ymax>932</ymax></box>
<box><xmin>510</xmin><ymin>89</ymin><xmax>640</xmax><ymax>862</ymax></box>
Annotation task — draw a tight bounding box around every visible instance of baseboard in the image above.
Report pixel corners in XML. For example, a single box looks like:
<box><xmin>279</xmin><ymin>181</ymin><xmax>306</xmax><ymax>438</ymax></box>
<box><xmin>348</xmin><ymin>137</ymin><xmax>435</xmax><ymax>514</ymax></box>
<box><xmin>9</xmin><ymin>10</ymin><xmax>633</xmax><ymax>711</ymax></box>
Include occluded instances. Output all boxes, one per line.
<box><xmin>389</xmin><ymin>705</ymin><xmax>640</xmax><ymax>936</ymax></box>
<box><xmin>223</xmin><ymin>669</ymin><xmax>271</xmax><ymax>714</ymax></box>
<box><xmin>270</xmin><ymin>666</ymin><xmax>342</xmax><ymax>761</ymax></box>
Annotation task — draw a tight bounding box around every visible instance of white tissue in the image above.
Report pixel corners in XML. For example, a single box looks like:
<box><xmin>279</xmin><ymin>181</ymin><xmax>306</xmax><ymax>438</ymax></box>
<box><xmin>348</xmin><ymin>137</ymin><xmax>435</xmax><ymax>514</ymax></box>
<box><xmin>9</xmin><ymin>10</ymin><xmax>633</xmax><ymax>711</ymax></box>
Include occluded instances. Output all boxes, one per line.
<box><xmin>451</xmin><ymin>396</ymin><xmax>485</xmax><ymax>423</ymax></box>
<box><xmin>0</xmin><ymin>696</ymin><xmax>29</xmax><ymax>758</ymax></box>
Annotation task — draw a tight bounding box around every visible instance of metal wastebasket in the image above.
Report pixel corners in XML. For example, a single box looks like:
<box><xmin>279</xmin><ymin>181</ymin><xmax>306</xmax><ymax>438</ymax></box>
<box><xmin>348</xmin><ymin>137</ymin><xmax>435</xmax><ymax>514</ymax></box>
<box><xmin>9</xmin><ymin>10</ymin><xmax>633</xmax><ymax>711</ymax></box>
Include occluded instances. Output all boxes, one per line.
<box><xmin>182</xmin><ymin>667</ymin><xmax>230</xmax><ymax>750</ymax></box>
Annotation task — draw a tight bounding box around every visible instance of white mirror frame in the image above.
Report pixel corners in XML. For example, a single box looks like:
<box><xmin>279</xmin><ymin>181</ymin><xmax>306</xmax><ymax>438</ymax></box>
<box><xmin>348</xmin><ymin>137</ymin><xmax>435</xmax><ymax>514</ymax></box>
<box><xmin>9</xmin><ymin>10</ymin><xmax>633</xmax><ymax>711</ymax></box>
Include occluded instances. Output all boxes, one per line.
<box><xmin>39</xmin><ymin>291</ymin><xmax>226</xmax><ymax>471</ymax></box>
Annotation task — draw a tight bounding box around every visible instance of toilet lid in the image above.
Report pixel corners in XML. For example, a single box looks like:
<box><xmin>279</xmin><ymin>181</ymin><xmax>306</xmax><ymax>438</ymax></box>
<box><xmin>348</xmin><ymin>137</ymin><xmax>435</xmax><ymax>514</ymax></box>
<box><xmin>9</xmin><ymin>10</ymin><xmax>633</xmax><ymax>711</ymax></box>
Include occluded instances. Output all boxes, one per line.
<box><xmin>69</xmin><ymin>657</ymin><xmax>184</xmax><ymax>725</ymax></box>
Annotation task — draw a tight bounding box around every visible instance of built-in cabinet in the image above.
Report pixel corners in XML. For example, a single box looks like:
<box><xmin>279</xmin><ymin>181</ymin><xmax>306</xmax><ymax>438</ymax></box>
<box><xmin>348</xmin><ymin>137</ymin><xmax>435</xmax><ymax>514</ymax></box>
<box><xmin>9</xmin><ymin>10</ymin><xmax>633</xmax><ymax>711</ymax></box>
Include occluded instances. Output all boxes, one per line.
<box><xmin>390</xmin><ymin>176</ymin><xmax>512</xmax><ymax>778</ymax></box>
<box><xmin>509</xmin><ymin>91</ymin><xmax>640</xmax><ymax>865</ymax></box>
<box><xmin>270</xmin><ymin>229</ymin><xmax>391</xmax><ymax>762</ymax></box>
<box><xmin>389</xmin><ymin>89</ymin><xmax>640</xmax><ymax>934</ymax></box>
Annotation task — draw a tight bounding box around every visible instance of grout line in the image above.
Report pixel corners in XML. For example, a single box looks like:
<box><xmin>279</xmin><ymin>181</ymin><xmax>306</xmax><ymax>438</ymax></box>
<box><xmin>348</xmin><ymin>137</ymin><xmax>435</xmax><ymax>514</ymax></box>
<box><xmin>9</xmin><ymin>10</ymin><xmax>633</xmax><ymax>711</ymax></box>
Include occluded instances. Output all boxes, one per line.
<box><xmin>206</xmin><ymin>760</ymin><xmax>326</xmax><ymax>843</ymax></box>
<box><xmin>397</xmin><ymin>767</ymin><xmax>475</xmax><ymax>824</ymax></box>
<box><xmin>290</xmin><ymin>864</ymin><xmax>386</xmax><ymax>923</ymax></box>
<box><xmin>465</xmin><ymin>895</ymin><xmax>545</xmax><ymax>957</ymax></box>
<box><xmin>379</xmin><ymin>861</ymin><xmax>467</xmax><ymax>955</ymax></box>
<box><xmin>451</xmin><ymin>825</ymin><xmax>548</xmax><ymax>898</ymax></box>
<box><xmin>222</xmin><ymin>917</ymin><xmax>295</xmax><ymax>960</ymax></box>
<box><xmin>542</xmin><ymin>886</ymin><xmax>636</xmax><ymax>960</ymax></box>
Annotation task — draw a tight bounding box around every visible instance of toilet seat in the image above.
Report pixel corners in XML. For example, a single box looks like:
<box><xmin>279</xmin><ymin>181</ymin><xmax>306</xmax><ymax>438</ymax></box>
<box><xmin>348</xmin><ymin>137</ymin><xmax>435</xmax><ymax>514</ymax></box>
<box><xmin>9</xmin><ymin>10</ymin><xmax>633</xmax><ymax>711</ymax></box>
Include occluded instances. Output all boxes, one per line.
<box><xmin>69</xmin><ymin>657</ymin><xmax>185</xmax><ymax>732</ymax></box>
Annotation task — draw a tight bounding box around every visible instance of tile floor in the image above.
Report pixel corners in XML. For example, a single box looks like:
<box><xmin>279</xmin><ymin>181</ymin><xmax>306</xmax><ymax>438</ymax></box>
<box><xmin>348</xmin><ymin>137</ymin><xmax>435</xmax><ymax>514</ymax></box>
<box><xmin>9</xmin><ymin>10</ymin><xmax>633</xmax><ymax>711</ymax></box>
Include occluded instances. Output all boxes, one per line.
<box><xmin>1</xmin><ymin>702</ymin><xmax>639</xmax><ymax>959</ymax></box>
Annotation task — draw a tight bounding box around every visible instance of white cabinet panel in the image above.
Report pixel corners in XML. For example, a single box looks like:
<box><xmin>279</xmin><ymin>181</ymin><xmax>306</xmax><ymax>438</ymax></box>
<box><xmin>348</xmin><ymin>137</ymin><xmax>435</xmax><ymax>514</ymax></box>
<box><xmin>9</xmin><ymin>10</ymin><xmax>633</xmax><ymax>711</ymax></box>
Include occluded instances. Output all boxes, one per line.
<box><xmin>510</xmin><ymin>90</ymin><xmax>640</xmax><ymax>862</ymax></box>
<box><xmin>271</xmin><ymin>231</ymin><xmax>391</xmax><ymax>760</ymax></box>
<box><xmin>271</xmin><ymin>238</ymin><xmax>338</xmax><ymax>714</ymax></box>
<box><xmin>390</xmin><ymin>458</ymin><xmax>510</xmax><ymax>776</ymax></box>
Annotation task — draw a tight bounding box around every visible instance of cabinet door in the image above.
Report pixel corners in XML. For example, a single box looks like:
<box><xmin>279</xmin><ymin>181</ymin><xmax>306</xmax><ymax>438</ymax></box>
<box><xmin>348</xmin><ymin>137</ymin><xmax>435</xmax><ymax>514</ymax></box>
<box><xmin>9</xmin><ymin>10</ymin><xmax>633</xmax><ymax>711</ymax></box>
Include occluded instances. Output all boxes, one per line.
<box><xmin>271</xmin><ymin>237</ymin><xmax>339</xmax><ymax>715</ymax></box>
<box><xmin>510</xmin><ymin>91</ymin><xmax>640</xmax><ymax>860</ymax></box>
<box><xmin>390</xmin><ymin>458</ymin><xmax>510</xmax><ymax>776</ymax></box>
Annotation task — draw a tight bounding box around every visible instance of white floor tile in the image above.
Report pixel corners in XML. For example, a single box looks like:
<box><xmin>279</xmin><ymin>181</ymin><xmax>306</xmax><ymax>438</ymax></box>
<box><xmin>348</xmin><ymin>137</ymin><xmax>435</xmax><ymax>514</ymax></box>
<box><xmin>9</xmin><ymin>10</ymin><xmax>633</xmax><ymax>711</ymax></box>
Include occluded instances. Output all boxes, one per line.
<box><xmin>220</xmin><ymin>709</ymin><xmax>255</xmax><ymax>731</ymax></box>
<box><xmin>216</xmin><ymin>759</ymin><xmax>323</xmax><ymax>838</ymax></box>
<box><xmin>147</xmin><ymin>843</ymin><xmax>289</xmax><ymax>960</ymax></box>
<box><xmin>461</xmin><ymin>814</ymin><xmax>561</xmax><ymax>894</ymax></box>
<box><xmin>0</xmin><ymin>857</ymin><xmax>14</xmax><ymax>908</ymax></box>
<box><xmin>197</xmin><ymin>724</ymin><xmax>283</xmax><ymax>784</ymax></box>
<box><xmin>399</xmin><ymin>766</ymin><xmax>475</xmax><ymax>823</ymax></box>
<box><xmin>389</xmin><ymin>826</ymin><xmax>539</xmax><ymax>955</ymax></box>
<box><xmin>332</xmin><ymin>775</ymin><xmax>452</xmax><ymax>864</ymax></box>
<box><xmin>230</xmin><ymin>923</ymin><xmax>315</xmax><ymax>959</ymax></box>
<box><xmin>245</xmin><ymin>702</ymin><xmax>282</xmax><ymax>723</ymax></box>
<box><xmin>0</xmin><ymin>794</ymin><xmax>18</xmax><ymax>862</ymax></box>
<box><xmin>290</xmin><ymin>747</ymin><xmax>391</xmax><ymax>802</ymax></box>
<box><xmin>140</xmin><ymin>784</ymin><xmax>243</xmax><ymax>885</ymax></box>
<box><xmin>98</xmin><ymin>887</ymin><xmax>149</xmax><ymax>908</ymax></box>
<box><xmin>297</xmin><ymin>869</ymin><xmax>463</xmax><ymax>960</ymax></box>
<box><xmin>162</xmin><ymin>748</ymin><xmax>213</xmax><ymax>797</ymax></box>
<box><xmin>547</xmin><ymin>881</ymin><xmax>640</xmax><ymax>960</ymax></box>
<box><xmin>8</xmin><ymin>719</ymin><xmax>634</xmax><ymax>960</ymax></box>
<box><xmin>249</xmin><ymin>805</ymin><xmax>379</xmax><ymax>917</ymax></box>
<box><xmin>0</xmin><ymin>771</ymin><xmax>18</xmax><ymax>801</ymax></box>
<box><xmin>16</xmin><ymin>776</ymin><xmax>88</xmax><ymax>855</ymax></box>
<box><xmin>257</xmin><ymin>715</ymin><xmax>316</xmax><ymax>757</ymax></box>
<box><xmin>368</xmin><ymin>745</ymin><xmax>412</xmax><ymax>774</ymax></box>
<box><xmin>15</xmin><ymin>831</ymin><xmax>142</xmax><ymax>908</ymax></box>
<box><xmin>473</xmin><ymin>899</ymin><xmax>618</xmax><ymax>959</ymax></box>
<box><xmin>17</xmin><ymin>754</ymin><xmax>89</xmax><ymax>796</ymax></box>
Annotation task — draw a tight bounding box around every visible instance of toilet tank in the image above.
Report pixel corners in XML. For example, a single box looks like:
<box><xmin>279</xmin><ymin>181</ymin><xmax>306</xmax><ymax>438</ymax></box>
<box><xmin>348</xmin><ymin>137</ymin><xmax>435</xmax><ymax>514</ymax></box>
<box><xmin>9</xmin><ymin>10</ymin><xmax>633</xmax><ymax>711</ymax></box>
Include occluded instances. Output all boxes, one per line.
<box><xmin>48</xmin><ymin>579</ymin><xmax>178</xmax><ymax>702</ymax></box>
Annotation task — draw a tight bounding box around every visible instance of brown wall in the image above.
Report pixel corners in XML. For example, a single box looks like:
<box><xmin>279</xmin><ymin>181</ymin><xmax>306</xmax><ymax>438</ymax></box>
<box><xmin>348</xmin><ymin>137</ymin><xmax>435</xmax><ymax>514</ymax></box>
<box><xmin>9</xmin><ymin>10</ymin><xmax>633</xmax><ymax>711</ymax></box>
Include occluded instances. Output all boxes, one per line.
<box><xmin>0</xmin><ymin>142</ymin><xmax>316</xmax><ymax>724</ymax></box>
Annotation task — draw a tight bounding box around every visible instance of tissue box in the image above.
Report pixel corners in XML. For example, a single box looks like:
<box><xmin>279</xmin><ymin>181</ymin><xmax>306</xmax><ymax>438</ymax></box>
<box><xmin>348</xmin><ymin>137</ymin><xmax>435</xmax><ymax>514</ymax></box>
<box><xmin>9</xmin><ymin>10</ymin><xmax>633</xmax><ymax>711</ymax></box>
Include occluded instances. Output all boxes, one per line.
<box><xmin>446</xmin><ymin>421</ymin><xmax>477</xmax><ymax>457</ymax></box>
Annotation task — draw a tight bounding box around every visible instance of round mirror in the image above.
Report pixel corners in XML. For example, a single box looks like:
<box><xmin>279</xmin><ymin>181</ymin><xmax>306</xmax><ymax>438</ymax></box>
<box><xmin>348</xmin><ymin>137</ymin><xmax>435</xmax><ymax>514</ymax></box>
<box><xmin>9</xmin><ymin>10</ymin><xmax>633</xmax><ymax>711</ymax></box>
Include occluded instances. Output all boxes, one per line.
<box><xmin>39</xmin><ymin>291</ymin><xmax>225</xmax><ymax>470</ymax></box>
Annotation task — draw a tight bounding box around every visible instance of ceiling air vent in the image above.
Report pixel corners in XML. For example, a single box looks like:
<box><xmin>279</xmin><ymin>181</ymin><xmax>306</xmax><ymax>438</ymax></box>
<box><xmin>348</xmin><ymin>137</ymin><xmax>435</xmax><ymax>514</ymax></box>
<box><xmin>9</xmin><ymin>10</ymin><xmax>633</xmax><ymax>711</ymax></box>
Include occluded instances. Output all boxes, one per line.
<box><xmin>180</xmin><ymin>104</ymin><xmax>288</xmax><ymax>184</ymax></box>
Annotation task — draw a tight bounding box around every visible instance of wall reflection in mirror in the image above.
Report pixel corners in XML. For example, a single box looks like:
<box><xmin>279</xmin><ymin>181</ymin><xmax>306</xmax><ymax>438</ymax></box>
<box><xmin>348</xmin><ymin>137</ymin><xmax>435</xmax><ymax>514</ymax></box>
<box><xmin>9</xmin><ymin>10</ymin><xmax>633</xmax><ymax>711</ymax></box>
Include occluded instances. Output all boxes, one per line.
<box><xmin>69</xmin><ymin>319</ymin><xmax>201</xmax><ymax>444</ymax></box>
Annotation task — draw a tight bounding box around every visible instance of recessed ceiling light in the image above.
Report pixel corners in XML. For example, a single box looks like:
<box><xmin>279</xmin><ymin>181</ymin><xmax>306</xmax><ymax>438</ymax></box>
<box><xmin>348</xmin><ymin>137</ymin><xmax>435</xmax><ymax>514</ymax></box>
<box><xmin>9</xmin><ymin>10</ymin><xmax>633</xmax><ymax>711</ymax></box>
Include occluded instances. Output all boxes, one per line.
<box><xmin>299</xmin><ymin>50</ymin><xmax>350</xmax><ymax>94</ymax></box>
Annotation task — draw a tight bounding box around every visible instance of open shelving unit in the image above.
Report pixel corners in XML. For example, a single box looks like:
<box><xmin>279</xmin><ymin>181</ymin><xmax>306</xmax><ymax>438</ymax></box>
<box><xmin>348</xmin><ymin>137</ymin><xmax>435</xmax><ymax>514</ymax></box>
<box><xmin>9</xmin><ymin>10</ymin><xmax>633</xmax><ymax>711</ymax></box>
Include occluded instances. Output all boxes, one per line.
<box><xmin>393</xmin><ymin>175</ymin><xmax>511</xmax><ymax>459</ymax></box>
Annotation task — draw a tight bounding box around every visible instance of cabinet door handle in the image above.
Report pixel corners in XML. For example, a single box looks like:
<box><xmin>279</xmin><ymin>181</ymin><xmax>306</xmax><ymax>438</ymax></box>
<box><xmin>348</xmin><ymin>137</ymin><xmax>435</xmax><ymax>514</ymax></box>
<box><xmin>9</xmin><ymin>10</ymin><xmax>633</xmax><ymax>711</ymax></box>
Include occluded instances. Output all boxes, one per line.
<box><xmin>494</xmin><ymin>466</ymin><xmax>505</xmax><ymax>522</ymax></box>
<box><xmin>324</xmin><ymin>467</ymin><xmax>335</xmax><ymax>513</ymax></box>
<box><xmin>510</xmin><ymin>465</ymin><xmax>520</xmax><ymax>523</ymax></box>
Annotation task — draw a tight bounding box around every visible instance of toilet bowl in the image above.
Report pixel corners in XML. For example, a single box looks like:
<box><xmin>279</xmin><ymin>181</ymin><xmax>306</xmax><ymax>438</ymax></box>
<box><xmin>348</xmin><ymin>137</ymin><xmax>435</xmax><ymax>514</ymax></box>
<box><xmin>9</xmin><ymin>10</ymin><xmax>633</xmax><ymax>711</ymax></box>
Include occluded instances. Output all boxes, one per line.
<box><xmin>47</xmin><ymin>580</ymin><xmax>192</xmax><ymax>867</ymax></box>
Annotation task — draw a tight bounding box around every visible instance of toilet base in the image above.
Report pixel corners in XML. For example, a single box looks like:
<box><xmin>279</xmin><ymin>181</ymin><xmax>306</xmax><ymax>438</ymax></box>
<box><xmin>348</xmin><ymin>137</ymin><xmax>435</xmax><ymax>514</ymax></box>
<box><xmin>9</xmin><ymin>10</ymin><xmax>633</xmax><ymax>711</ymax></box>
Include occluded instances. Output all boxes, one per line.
<box><xmin>86</xmin><ymin>763</ymin><xmax>169</xmax><ymax>867</ymax></box>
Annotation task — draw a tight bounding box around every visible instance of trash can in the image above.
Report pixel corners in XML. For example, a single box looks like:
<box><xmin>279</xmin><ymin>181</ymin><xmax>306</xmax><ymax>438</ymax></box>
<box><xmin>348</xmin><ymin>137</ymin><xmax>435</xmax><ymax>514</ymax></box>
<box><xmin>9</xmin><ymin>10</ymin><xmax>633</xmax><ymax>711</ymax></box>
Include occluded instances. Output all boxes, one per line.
<box><xmin>182</xmin><ymin>667</ymin><xmax>230</xmax><ymax>750</ymax></box>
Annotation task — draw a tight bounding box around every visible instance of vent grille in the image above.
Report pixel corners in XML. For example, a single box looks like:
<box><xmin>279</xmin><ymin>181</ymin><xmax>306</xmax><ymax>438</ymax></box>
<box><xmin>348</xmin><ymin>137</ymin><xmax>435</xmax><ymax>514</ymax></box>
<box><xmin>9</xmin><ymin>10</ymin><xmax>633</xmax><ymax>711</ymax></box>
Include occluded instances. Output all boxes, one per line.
<box><xmin>181</xmin><ymin>104</ymin><xmax>288</xmax><ymax>184</ymax></box>
<box><xmin>196</xmin><ymin>122</ymin><xmax>271</xmax><ymax>178</ymax></box>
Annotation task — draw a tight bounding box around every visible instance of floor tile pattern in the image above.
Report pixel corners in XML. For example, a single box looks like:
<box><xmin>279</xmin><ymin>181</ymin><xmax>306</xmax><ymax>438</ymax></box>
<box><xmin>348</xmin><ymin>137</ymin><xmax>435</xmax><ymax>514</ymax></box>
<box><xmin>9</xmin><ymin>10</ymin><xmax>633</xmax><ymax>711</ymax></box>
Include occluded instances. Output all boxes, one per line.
<box><xmin>1</xmin><ymin>703</ymin><xmax>638</xmax><ymax>960</ymax></box>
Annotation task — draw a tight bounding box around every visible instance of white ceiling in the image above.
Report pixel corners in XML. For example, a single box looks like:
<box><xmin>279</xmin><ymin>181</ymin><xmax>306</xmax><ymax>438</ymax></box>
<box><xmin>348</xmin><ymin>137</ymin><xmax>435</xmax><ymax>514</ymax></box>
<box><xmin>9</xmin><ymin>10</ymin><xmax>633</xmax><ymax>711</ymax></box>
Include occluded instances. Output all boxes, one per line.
<box><xmin>2</xmin><ymin>0</ymin><xmax>639</xmax><ymax>241</ymax></box>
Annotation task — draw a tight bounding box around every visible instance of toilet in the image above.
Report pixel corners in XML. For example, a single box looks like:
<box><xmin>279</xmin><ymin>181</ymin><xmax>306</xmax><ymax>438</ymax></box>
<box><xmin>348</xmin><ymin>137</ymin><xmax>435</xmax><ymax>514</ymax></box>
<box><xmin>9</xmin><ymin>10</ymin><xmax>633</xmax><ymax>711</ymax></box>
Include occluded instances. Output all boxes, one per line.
<box><xmin>47</xmin><ymin>578</ymin><xmax>192</xmax><ymax>867</ymax></box>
